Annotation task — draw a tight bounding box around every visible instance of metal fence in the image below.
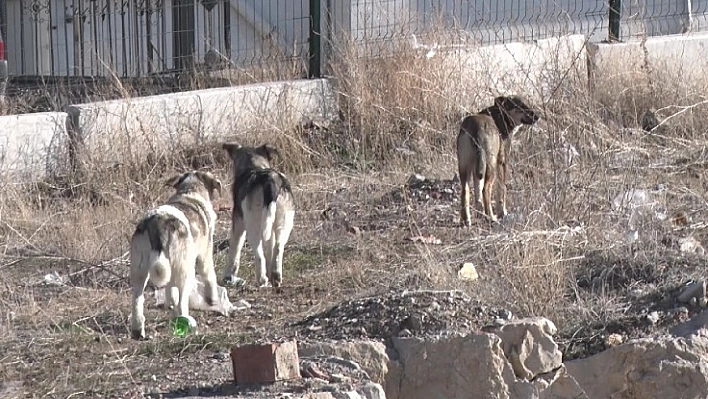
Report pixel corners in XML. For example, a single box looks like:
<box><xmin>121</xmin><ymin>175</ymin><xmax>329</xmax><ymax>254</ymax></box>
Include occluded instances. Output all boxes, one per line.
<box><xmin>3</xmin><ymin>0</ymin><xmax>708</xmax><ymax>79</ymax></box>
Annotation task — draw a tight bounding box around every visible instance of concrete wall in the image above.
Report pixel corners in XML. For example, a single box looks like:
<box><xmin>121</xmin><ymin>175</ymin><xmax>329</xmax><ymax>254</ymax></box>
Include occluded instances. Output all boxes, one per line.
<box><xmin>67</xmin><ymin>78</ymin><xmax>338</xmax><ymax>167</ymax></box>
<box><xmin>435</xmin><ymin>34</ymin><xmax>588</xmax><ymax>109</ymax></box>
<box><xmin>3</xmin><ymin>31</ymin><xmax>708</xmax><ymax>182</ymax></box>
<box><xmin>589</xmin><ymin>31</ymin><xmax>708</xmax><ymax>92</ymax></box>
<box><xmin>0</xmin><ymin>112</ymin><xmax>68</xmax><ymax>181</ymax></box>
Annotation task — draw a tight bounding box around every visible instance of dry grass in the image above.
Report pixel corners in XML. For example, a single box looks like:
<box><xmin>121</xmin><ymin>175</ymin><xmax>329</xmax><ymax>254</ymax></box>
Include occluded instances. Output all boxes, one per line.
<box><xmin>2</xmin><ymin>26</ymin><xmax>708</xmax><ymax>397</ymax></box>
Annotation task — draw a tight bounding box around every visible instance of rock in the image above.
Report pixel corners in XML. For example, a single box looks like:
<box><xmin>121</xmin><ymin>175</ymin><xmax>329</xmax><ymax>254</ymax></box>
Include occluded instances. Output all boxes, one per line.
<box><xmin>604</xmin><ymin>333</ymin><xmax>624</xmax><ymax>348</ymax></box>
<box><xmin>299</xmin><ymin>340</ymin><xmax>390</xmax><ymax>385</ymax></box>
<box><xmin>458</xmin><ymin>262</ymin><xmax>479</xmax><ymax>281</ymax></box>
<box><xmin>354</xmin><ymin>382</ymin><xmax>386</xmax><ymax>399</ymax></box>
<box><xmin>492</xmin><ymin>317</ymin><xmax>563</xmax><ymax>381</ymax></box>
<box><xmin>670</xmin><ymin>308</ymin><xmax>708</xmax><ymax>338</ymax></box>
<box><xmin>566</xmin><ymin>335</ymin><xmax>708</xmax><ymax>399</ymax></box>
<box><xmin>677</xmin><ymin>280</ymin><xmax>706</xmax><ymax>304</ymax></box>
<box><xmin>386</xmin><ymin>334</ymin><xmax>536</xmax><ymax>399</ymax></box>
<box><xmin>537</xmin><ymin>365</ymin><xmax>588</xmax><ymax>399</ymax></box>
<box><xmin>302</xmin><ymin>361</ymin><xmax>330</xmax><ymax>380</ymax></box>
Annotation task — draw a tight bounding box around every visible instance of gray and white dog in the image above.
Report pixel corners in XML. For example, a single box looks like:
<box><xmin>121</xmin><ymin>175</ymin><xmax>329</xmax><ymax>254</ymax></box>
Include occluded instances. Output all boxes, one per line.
<box><xmin>129</xmin><ymin>170</ymin><xmax>222</xmax><ymax>340</ymax></box>
<box><xmin>221</xmin><ymin>142</ymin><xmax>295</xmax><ymax>288</ymax></box>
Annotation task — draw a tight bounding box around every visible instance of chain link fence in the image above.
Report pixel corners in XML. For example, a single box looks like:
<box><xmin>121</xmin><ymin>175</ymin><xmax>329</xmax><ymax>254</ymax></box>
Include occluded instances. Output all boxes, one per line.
<box><xmin>2</xmin><ymin>0</ymin><xmax>707</xmax><ymax>103</ymax></box>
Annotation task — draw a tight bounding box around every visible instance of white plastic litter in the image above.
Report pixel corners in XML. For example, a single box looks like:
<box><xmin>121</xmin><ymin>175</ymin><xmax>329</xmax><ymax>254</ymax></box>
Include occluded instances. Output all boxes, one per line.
<box><xmin>154</xmin><ymin>279</ymin><xmax>251</xmax><ymax>316</ymax></box>
<box><xmin>43</xmin><ymin>271</ymin><xmax>65</xmax><ymax>286</ymax></box>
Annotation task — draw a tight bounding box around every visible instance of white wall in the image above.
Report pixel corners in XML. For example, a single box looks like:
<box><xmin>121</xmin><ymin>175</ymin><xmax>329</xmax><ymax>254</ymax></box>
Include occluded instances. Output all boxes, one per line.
<box><xmin>66</xmin><ymin>78</ymin><xmax>338</xmax><ymax>167</ymax></box>
<box><xmin>0</xmin><ymin>112</ymin><xmax>68</xmax><ymax>181</ymax></box>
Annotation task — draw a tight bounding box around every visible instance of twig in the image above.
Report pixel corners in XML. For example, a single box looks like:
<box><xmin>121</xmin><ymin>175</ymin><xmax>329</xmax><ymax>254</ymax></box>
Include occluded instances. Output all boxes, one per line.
<box><xmin>651</xmin><ymin>99</ymin><xmax>708</xmax><ymax>133</ymax></box>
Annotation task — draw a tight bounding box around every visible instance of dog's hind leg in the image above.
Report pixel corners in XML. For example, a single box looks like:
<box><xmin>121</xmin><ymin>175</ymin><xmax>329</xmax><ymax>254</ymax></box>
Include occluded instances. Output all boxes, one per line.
<box><xmin>173</xmin><ymin>254</ymin><xmax>196</xmax><ymax>319</ymax></box>
<box><xmin>499</xmin><ymin>159</ymin><xmax>508</xmax><ymax>219</ymax></box>
<box><xmin>271</xmin><ymin>209</ymin><xmax>295</xmax><ymax>288</ymax></box>
<box><xmin>130</xmin><ymin>267</ymin><xmax>150</xmax><ymax>340</ymax></box>
<box><xmin>483</xmin><ymin>168</ymin><xmax>498</xmax><ymax>222</ymax></box>
<box><xmin>223</xmin><ymin>217</ymin><xmax>246</xmax><ymax>286</ymax></box>
<box><xmin>244</xmin><ymin>211</ymin><xmax>270</xmax><ymax>287</ymax></box>
<box><xmin>458</xmin><ymin>165</ymin><xmax>473</xmax><ymax>226</ymax></box>
<box><xmin>196</xmin><ymin>251</ymin><xmax>219</xmax><ymax>307</ymax></box>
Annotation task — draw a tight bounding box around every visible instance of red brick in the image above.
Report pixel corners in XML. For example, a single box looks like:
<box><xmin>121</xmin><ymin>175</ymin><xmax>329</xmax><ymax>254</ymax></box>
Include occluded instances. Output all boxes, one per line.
<box><xmin>230</xmin><ymin>340</ymin><xmax>301</xmax><ymax>384</ymax></box>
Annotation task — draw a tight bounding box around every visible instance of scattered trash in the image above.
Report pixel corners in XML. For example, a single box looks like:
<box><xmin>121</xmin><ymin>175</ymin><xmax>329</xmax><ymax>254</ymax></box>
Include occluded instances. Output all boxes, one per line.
<box><xmin>672</xmin><ymin>211</ymin><xmax>690</xmax><ymax>226</ymax></box>
<box><xmin>679</xmin><ymin>237</ymin><xmax>705</xmax><ymax>256</ymax></box>
<box><xmin>170</xmin><ymin>315</ymin><xmax>198</xmax><ymax>337</ymax></box>
<box><xmin>155</xmin><ymin>279</ymin><xmax>251</xmax><ymax>316</ymax></box>
<box><xmin>458</xmin><ymin>262</ymin><xmax>479</xmax><ymax>281</ymax></box>
<box><xmin>612</xmin><ymin>189</ymin><xmax>655</xmax><ymax>211</ymax></box>
<box><xmin>677</xmin><ymin>280</ymin><xmax>707</xmax><ymax>304</ymax></box>
<box><xmin>561</xmin><ymin>141</ymin><xmax>580</xmax><ymax>166</ymax></box>
<box><xmin>407</xmin><ymin>173</ymin><xmax>426</xmax><ymax>186</ymax></box>
<box><xmin>625</xmin><ymin>230</ymin><xmax>639</xmax><ymax>244</ymax></box>
<box><xmin>646</xmin><ymin>311</ymin><xmax>660</xmax><ymax>325</ymax></box>
<box><xmin>498</xmin><ymin>309</ymin><xmax>513</xmax><ymax>321</ymax></box>
<box><xmin>43</xmin><ymin>271</ymin><xmax>65</xmax><ymax>286</ymax></box>
<box><xmin>406</xmin><ymin>235</ymin><xmax>442</xmax><ymax>245</ymax></box>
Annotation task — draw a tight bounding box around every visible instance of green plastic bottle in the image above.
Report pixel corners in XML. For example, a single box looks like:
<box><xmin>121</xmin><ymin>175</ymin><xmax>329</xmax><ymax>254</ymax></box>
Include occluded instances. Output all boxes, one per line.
<box><xmin>170</xmin><ymin>315</ymin><xmax>197</xmax><ymax>337</ymax></box>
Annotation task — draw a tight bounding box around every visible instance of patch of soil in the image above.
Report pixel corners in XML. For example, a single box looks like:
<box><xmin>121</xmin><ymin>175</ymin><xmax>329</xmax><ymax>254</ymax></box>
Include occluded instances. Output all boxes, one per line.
<box><xmin>291</xmin><ymin>289</ymin><xmax>509</xmax><ymax>342</ymax></box>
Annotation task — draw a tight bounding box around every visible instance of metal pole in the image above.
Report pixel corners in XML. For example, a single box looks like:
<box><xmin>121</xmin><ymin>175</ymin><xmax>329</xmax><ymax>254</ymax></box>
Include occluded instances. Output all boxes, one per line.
<box><xmin>609</xmin><ymin>0</ymin><xmax>621</xmax><ymax>42</ymax></box>
<box><xmin>308</xmin><ymin>0</ymin><xmax>321</xmax><ymax>78</ymax></box>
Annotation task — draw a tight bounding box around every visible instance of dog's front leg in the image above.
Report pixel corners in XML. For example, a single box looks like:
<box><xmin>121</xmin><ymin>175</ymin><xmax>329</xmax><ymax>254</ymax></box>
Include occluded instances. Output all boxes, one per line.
<box><xmin>223</xmin><ymin>218</ymin><xmax>246</xmax><ymax>286</ymax></box>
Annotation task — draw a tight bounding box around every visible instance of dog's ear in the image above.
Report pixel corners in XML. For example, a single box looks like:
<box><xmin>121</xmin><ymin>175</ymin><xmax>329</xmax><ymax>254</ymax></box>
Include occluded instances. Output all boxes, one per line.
<box><xmin>256</xmin><ymin>144</ymin><xmax>278</xmax><ymax>161</ymax></box>
<box><xmin>197</xmin><ymin>171</ymin><xmax>222</xmax><ymax>196</ymax></box>
<box><xmin>222</xmin><ymin>142</ymin><xmax>242</xmax><ymax>157</ymax></box>
<box><xmin>164</xmin><ymin>173</ymin><xmax>187</xmax><ymax>189</ymax></box>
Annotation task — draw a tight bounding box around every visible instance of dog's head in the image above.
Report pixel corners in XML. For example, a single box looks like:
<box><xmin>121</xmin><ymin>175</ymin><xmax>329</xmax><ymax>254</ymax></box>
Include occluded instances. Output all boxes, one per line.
<box><xmin>222</xmin><ymin>142</ymin><xmax>278</xmax><ymax>173</ymax></box>
<box><xmin>494</xmin><ymin>96</ymin><xmax>541</xmax><ymax>126</ymax></box>
<box><xmin>165</xmin><ymin>170</ymin><xmax>222</xmax><ymax>201</ymax></box>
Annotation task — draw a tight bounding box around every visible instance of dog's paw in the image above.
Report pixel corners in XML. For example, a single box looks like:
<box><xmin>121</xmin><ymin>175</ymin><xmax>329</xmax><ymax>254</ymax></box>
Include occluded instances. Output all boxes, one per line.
<box><xmin>130</xmin><ymin>329</ymin><xmax>146</xmax><ymax>341</ymax></box>
<box><xmin>258</xmin><ymin>278</ymin><xmax>272</xmax><ymax>288</ymax></box>
<box><xmin>270</xmin><ymin>272</ymin><xmax>282</xmax><ymax>288</ymax></box>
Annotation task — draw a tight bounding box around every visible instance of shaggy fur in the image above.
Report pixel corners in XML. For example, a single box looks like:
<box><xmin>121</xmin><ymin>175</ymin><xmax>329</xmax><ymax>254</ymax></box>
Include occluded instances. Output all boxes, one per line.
<box><xmin>222</xmin><ymin>142</ymin><xmax>295</xmax><ymax>288</ymax></box>
<box><xmin>129</xmin><ymin>170</ymin><xmax>222</xmax><ymax>340</ymax></box>
<box><xmin>457</xmin><ymin>95</ymin><xmax>540</xmax><ymax>225</ymax></box>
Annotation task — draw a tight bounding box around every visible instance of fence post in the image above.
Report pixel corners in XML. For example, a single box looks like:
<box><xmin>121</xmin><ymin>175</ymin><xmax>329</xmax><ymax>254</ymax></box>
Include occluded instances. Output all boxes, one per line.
<box><xmin>609</xmin><ymin>0</ymin><xmax>621</xmax><ymax>42</ymax></box>
<box><xmin>308</xmin><ymin>0</ymin><xmax>322</xmax><ymax>78</ymax></box>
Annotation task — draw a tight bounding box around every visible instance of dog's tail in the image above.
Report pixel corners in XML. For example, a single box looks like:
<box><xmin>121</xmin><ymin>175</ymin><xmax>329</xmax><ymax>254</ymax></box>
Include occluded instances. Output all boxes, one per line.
<box><xmin>475</xmin><ymin>146</ymin><xmax>486</xmax><ymax>181</ymax></box>
<box><xmin>131</xmin><ymin>230</ymin><xmax>172</xmax><ymax>288</ymax></box>
<box><xmin>148</xmin><ymin>251</ymin><xmax>171</xmax><ymax>287</ymax></box>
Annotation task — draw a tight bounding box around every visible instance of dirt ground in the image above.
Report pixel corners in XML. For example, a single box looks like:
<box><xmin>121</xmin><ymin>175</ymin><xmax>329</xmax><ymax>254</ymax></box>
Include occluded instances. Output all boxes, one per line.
<box><xmin>3</xmin><ymin>139</ymin><xmax>708</xmax><ymax>399</ymax></box>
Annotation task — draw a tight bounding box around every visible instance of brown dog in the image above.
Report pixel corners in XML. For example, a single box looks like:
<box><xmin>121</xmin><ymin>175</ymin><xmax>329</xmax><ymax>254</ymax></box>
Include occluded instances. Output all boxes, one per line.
<box><xmin>457</xmin><ymin>96</ymin><xmax>540</xmax><ymax>225</ymax></box>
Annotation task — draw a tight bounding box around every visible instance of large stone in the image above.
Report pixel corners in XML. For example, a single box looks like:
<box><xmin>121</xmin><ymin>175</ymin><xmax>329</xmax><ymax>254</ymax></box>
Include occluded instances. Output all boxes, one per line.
<box><xmin>566</xmin><ymin>336</ymin><xmax>708</xmax><ymax>399</ymax></box>
<box><xmin>386</xmin><ymin>334</ymin><xmax>536</xmax><ymax>399</ymax></box>
<box><xmin>299</xmin><ymin>340</ymin><xmax>391</xmax><ymax>385</ymax></box>
<box><xmin>492</xmin><ymin>317</ymin><xmax>563</xmax><ymax>380</ymax></box>
<box><xmin>536</xmin><ymin>366</ymin><xmax>588</xmax><ymax>399</ymax></box>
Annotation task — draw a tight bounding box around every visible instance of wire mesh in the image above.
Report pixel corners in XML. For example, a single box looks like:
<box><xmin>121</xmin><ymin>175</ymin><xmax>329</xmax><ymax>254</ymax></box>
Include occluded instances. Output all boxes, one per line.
<box><xmin>3</xmin><ymin>0</ymin><xmax>708</xmax><ymax>80</ymax></box>
<box><xmin>5</xmin><ymin>0</ymin><xmax>311</xmax><ymax>79</ymax></box>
